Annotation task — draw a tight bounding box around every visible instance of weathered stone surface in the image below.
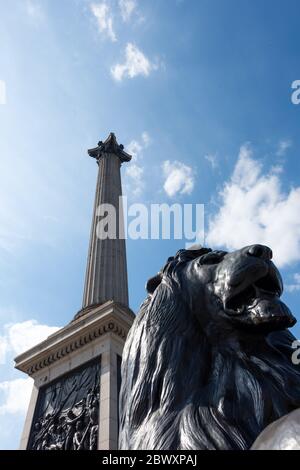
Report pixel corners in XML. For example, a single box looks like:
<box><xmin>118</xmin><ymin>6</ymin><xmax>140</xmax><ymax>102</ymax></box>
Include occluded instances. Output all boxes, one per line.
<box><xmin>81</xmin><ymin>133</ymin><xmax>131</xmax><ymax>314</ymax></box>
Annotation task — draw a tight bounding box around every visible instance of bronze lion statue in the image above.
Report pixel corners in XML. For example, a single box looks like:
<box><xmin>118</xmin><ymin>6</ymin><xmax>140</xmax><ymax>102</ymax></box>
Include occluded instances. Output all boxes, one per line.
<box><xmin>119</xmin><ymin>244</ymin><xmax>300</xmax><ymax>450</ymax></box>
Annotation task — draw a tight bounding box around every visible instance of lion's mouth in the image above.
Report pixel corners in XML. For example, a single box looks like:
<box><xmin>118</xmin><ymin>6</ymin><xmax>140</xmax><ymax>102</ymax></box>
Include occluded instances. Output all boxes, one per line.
<box><xmin>225</xmin><ymin>271</ymin><xmax>281</xmax><ymax>313</ymax></box>
<box><xmin>223</xmin><ymin>268</ymin><xmax>296</xmax><ymax>331</ymax></box>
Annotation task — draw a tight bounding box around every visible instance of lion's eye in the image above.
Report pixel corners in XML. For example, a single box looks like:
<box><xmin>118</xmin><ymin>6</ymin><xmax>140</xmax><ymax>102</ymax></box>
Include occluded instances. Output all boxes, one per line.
<box><xmin>199</xmin><ymin>252</ymin><xmax>225</xmax><ymax>265</ymax></box>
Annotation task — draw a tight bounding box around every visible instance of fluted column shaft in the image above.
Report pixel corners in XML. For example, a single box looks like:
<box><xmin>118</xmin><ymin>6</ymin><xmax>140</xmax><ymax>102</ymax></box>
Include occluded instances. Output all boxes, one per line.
<box><xmin>82</xmin><ymin>152</ymin><xmax>129</xmax><ymax>308</ymax></box>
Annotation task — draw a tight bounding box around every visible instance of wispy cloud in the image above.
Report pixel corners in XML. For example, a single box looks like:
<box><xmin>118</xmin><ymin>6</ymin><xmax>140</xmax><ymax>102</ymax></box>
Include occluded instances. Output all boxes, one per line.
<box><xmin>0</xmin><ymin>378</ymin><xmax>33</xmax><ymax>415</ymax></box>
<box><xmin>0</xmin><ymin>80</ymin><xmax>6</xmax><ymax>105</ymax></box>
<box><xmin>119</xmin><ymin>0</ymin><xmax>137</xmax><ymax>22</ymax></box>
<box><xmin>25</xmin><ymin>0</ymin><xmax>45</xmax><ymax>24</ymax></box>
<box><xmin>111</xmin><ymin>43</ymin><xmax>157</xmax><ymax>81</ymax></box>
<box><xmin>124</xmin><ymin>132</ymin><xmax>150</xmax><ymax>196</ymax></box>
<box><xmin>204</xmin><ymin>153</ymin><xmax>218</xmax><ymax>170</ymax></box>
<box><xmin>90</xmin><ymin>2</ymin><xmax>117</xmax><ymax>42</ymax></box>
<box><xmin>140</xmin><ymin>131</ymin><xmax>150</xmax><ymax>147</ymax></box>
<box><xmin>127</xmin><ymin>131</ymin><xmax>150</xmax><ymax>161</ymax></box>
<box><xmin>286</xmin><ymin>273</ymin><xmax>300</xmax><ymax>293</ymax></box>
<box><xmin>125</xmin><ymin>165</ymin><xmax>144</xmax><ymax>196</ymax></box>
<box><xmin>0</xmin><ymin>318</ymin><xmax>60</xmax><ymax>430</ymax></box>
<box><xmin>207</xmin><ymin>143</ymin><xmax>300</xmax><ymax>267</ymax></box>
<box><xmin>162</xmin><ymin>161</ymin><xmax>195</xmax><ymax>197</ymax></box>
<box><xmin>0</xmin><ymin>319</ymin><xmax>60</xmax><ymax>364</ymax></box>
<box><xmin>276</xmin><ymin>139</ymin><xmax>292</xmax><ymax>157</ymax></box>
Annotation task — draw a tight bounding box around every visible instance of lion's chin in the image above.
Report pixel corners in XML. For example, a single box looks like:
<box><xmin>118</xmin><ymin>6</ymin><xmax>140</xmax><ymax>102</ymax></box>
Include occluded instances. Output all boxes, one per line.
<box><xmin>227</xmin><ymin>297</ymin><xmax>296</xmax><ymax>333</ymax></box>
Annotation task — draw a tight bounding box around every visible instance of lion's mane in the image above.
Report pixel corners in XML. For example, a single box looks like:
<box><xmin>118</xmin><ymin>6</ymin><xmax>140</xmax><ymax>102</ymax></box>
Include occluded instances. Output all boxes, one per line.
<box><xmin>119</xmin><ymin>250</ymin><xmax>300</xmax><ymax>450</ymax></box>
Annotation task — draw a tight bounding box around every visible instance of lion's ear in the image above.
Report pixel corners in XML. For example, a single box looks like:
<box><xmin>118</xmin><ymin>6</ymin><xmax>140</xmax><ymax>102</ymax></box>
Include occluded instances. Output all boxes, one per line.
<box><xmin>146</xmin><ymin>272</ymin><xmax>163</xmax><ymax>294</ymax></box>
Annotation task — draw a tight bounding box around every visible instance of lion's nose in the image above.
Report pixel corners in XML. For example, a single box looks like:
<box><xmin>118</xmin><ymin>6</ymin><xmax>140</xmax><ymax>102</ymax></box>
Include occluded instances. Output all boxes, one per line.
<box><xmin>247</xmin><ymin>244</ymin><xmax>273</xmax><ymax>260</ymax></box>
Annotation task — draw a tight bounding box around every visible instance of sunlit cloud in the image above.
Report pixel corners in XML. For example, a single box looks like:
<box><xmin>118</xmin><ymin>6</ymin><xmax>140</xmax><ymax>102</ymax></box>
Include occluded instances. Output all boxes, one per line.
<box><xmin>0</xmin><ymin>319</ymin><xmax>60</xmax><ymax>364</ymax></box>
<box><xmin>0</xmin><ymin>378</ymin><xmax>33</xmax><ymax>416</ymax></box>
<box><xmin>207</xmin><ymin>143</ymin><xmax>300</xmax><ymax>267</ymax></box>
<box><xmin>204</xmin><ymin>153</ymin><xmax>218</xmax><ymax>170</ymax></box>
<box><xmin>286</xmin><ymin>273</ymin><xmax>300</xmax><ymax>293</ymax></box>
<box><xmin>0</xmin><ymin>319</ymin><xmax>60</xmax><ymax>436</ymax></box>
<box><xmin>119</xmin><ymin>0</ymin><xmax>137</xmax><ymax>22</ymax></box>
<box><xmin>25</xmin><ymin>0</ymin><xmax>45</xmax><ymax>24</ymax></box>
<box><xmin>276</xmin><ymin>139</ymin><xmax>292</xmax><ymax>157</ymax></box>
<box><xmin>162</xmin><ymin>161</ymin><xmax>195</xmax><ymax>197</ymax></box>
<box><xmin>111</xmin><ymin>43</ymin><xmax>158</xmax><ymax>81</ymax></box>
<box><xmin>90</xmin><ymin>2</ymin><xmax>117</xmax><ymax>42</ymax></box>
<box><xmin>124</xmin><ymin>132</ymin><xmax>151</xmax><ymax>196</ymax></box>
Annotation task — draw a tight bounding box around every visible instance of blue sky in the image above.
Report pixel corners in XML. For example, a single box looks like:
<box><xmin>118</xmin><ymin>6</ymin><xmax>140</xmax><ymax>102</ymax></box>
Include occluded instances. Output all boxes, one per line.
<box><xmin>0</xmin><ymin>0</ymin><xmax>300</xmax><ymax>449</ymax></box>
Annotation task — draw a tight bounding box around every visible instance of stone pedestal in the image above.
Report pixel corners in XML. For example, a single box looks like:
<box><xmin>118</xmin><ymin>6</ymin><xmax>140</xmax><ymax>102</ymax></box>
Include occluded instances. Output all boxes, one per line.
<box><xmin>15</xmin><ymin>301</ymin><xmax>134</xmax><ymax>450</ymax></box>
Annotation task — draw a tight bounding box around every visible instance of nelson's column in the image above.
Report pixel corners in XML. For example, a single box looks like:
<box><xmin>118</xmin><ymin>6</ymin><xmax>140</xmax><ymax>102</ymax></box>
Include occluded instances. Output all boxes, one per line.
<box><xmin>14</xmin><ymin>133</ymin><xmax>135</xmax><ymax>450</ymax></box>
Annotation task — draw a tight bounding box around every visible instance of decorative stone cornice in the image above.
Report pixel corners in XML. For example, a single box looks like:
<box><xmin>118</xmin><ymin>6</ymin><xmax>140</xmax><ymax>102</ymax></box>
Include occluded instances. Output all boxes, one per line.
<box><xmin>14</xmin><ymin>301</ymin><xmax>135</xmax><ymax>377</ymax></box>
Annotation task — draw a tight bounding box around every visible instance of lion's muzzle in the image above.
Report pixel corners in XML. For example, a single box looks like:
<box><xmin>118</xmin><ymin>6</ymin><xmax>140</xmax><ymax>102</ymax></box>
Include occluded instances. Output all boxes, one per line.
<box><xmin>215</xmin><ymin>245</ymin><xmax>296</xmax><ymax>332</ymax></box>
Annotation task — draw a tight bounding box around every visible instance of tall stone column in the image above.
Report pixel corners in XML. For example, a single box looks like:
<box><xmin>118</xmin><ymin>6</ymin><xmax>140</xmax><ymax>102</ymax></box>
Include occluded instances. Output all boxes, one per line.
<box><xmin>78</xmin><ymin>132</ymin><xmax>131</xmax><ymax>318</ymax></box>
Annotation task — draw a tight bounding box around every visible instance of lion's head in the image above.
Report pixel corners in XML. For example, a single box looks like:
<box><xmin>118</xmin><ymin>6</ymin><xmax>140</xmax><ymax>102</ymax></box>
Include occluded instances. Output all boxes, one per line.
<box><xmin>119</xmin><ymin>245</ymin><xmax>300</xmax><ymax>450</ymax></box>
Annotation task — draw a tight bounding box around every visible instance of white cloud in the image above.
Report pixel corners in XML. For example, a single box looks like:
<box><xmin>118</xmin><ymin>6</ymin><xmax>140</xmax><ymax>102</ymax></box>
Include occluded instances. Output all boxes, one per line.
<box><xmin>205</xmin><ymin>153</ymin><xmax>218</xmax><ymax>170</ymax></box>
<box><xmin>127</xmin><ymin>131</ymin><xmax>150</xmax><ymax>162</ymax></box>
<box><xmin>119</xmin><ymin>0</ymin><xmax>137</xmax><ymax>22</ymax></box>
<box><xmin>0</xmin><ymin>318</ymin><xmax>60</xmax><ymax>440</ymax></box>
<box><xmin>207</xmin><ymin>143</ymin><xmax>300</xmax><ymax>267</ymax></box>
<box><xmin>270</xmin><ymin>164</ymin><xmax>284</xmax><ymax>175</ymax></box>
<box><xmin>0</xmin><ymin>378</ymin><xmax>33</xmax><ymax>415</ymax></box>
<box><xmin>111</xmin><ymin>43</ymin><xmax>157</xmax><ymax>81</ymax></box>
<box><xmin>0</xmin><ymin>339</ymin><xmax>8</xmax><ymax>366</ymax></box>
<box><xmin>276</xmin><ymin>139</ymin><xmax>292</xmax><ymax>157</ymax></box>
<box><xmin>90</xmin><ymin>2</ymin><xmax>117</xmax><ymax>42</ymax></box>
<box><xmin>141</xmin><ymin>131</ymin><xmax>150</xmax><ymax>147</ymax></box>
<box><xmin>162</xmin><ymin>161</ymin><xmax>195</xmax><ymax>198</ymax></box>
<box><xmin>294</xmin><ymin>273</ymin><xmax>300</xmax><ymax>283</ymax></box>
<box><xmin>0</xmin><ymin>320</ymin><xmax>60</xmax><ymax>364</ymax></box>
<box><xmin>125</xmin><ymin>164</ymin><xmax>144</xmax><ymax>196</ymax></box>
<box><xmin>127</xmin><ymin>140</ymin><xmax>142</xmax><ymax>161</ymax></box>
<box><xmin>0</xmin><ymin>80</ymin><xmax>6</xmax><ymax>105</ymax></box>
<box><xmin>124</xmin><ymin>132</ymin><xmax>150</xmax><ymax>196</ymax></box>
<box><xmin>25</xmin><ymin>0</ymin><xmax>44</xmax><ymax>22</ymax></box>
<box><xmin>286</xmin><ymin>273</ymin><xmax>300</xmax><ymax>293</ymax></box>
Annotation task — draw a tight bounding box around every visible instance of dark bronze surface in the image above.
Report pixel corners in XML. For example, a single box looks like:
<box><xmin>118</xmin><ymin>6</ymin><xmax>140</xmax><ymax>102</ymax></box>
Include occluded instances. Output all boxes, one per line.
<box><xmin>28</xmin><ymin>358</ymin><xmax>100</xmax><ymax>450</ymax></box>
<box><xmin>119</xmin><ymin>244</ymin><xmax>300</xmax><ymax>450</ymax></box>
